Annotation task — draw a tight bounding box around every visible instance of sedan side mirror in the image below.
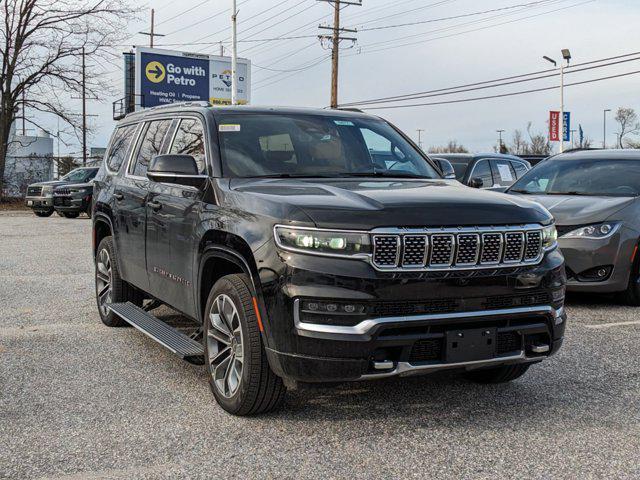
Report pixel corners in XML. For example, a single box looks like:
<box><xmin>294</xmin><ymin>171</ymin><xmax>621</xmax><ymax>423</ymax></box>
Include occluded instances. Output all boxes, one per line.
<box><xmin>468</xmin><ymin>177</ymin><xmax>484</xmax><ymax>189</ymax></box>
<box><xmin>147</xmin><ymin>154</ymin><xmax>208</xmax><ymax>189</ymax></box>
<box><xmin>433</xmin><ymin>158</ymin><xmax>457</xmax><ymax>180</ymax></box>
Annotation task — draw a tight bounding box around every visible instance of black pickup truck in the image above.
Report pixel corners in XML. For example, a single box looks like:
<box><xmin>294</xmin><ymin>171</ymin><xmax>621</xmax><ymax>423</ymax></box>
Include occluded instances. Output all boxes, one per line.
<box><xmin>92</xmin><ymin>103</ymin><xmax>566</xmax><ymax>415</ymax></box>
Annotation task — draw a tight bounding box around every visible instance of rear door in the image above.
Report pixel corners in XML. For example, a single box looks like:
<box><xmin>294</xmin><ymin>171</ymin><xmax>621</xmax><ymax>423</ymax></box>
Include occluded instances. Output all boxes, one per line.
<box><xmin>113</xmin><ymin>118</ymin><xmax>173</xmax><ymax>291</ymax></box>
<box><xmin>146</xmin><ymin>116</ymin><xmax>208</xmax><ymax>315</ymax></box>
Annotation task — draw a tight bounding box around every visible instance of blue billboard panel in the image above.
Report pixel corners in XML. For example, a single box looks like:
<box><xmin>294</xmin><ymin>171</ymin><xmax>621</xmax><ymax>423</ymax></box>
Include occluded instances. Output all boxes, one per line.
<box><xmin>139</xmin><ymin>51</ymin><xmax>209</xmax><ymax>108</ymax></box>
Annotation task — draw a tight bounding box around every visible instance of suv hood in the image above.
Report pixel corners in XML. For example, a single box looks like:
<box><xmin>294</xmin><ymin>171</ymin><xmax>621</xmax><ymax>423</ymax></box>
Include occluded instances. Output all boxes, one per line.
<box><xmin>231</xmin><ymin>178</ymin><xmax>552</xmax><ymax>229</ymax></box>
<box><xmin>511</xmin><ymin>194</ymin><xmax>635</xmax><ymax>225</ymax></box>
<box><xmin>55</xmin><ymin>182</ymin><xmax>94</xmax><ymax>190</ymax></box>
<box><xmin>29</xmin><ymin>180</ymin><xmax>69</xmax><ymax>188</ymax></box>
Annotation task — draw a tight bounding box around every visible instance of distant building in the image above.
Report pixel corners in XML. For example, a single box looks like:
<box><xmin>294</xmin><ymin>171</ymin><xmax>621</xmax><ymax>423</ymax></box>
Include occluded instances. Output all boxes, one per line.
<box><xmin>3</xmin><ymin>122</ymin><xmax>54</xmax><ymax>197</ymax></box>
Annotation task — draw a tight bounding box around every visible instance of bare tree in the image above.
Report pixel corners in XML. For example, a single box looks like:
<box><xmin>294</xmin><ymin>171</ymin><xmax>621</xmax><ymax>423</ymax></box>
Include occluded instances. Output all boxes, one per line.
<box><xmin>526</xmin><ymin>122</ymin><xmax>551</xmax><ymax>155</ymax></box>
<box><xmin>428</xmin><ymin>140</ymin><xmax>469</xmax><ymax>154</ymax></box>
<box><xmin>0</xmin><ymin>0</ymin><xmax>137</xmax><ymax>196</ymax></box>
<box><xmin>510</xmin><ymin>129</ymin><xmax>529</xmax><ymax>155</ymax></box>
<box><xmin>614</xmin><ymin>107</ymin><xmax>640</xmax><ymax>148</ymax></box>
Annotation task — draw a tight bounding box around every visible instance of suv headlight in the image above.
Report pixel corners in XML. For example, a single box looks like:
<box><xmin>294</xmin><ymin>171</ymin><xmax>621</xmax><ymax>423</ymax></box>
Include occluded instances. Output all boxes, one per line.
<box><xmin>561</xmin><ymin>222</ymin><xmax>620</xmax><ymax>239</ymax></box>
<box><xmin>274</xmin><ymin>226</ymin><xmax>371</xmax><ymax>257</ymax></box>
<box><xmin>542</xmin><ymin>223</ymin><xmax>558</xmax><ymax>251</ymax></box>
<box><xmin>41</xmin><ymin>186</ymin><xmax>53</xmax><ymax>194</ymax></box>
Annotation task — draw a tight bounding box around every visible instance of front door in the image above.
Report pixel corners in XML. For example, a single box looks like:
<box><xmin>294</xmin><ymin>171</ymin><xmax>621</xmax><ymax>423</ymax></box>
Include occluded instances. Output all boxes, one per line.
<box><xmin>146</xmin><ymin>117</ymin><xmax>208</xmax><ymax>317</ymax></box>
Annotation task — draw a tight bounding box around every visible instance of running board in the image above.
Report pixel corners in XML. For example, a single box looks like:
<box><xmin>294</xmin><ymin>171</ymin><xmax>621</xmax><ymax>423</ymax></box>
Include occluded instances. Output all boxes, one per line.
<box><xmin>108</xmin><ymin>302</ymin><xmax>204</xmax><ymax>363</ymax></box>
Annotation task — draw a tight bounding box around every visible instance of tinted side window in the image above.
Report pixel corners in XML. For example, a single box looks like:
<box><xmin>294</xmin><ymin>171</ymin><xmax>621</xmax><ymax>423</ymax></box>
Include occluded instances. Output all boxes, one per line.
<box><xmin>130</xmin><ymin>120</ymin><xmax>172</xmax><ymax>177</ymax></box>
<box><xmin>490</xmin><ymin>159</ymin><xmax>516</xmax><ymax>186</ymax></box>
<box><xmin>106</xmin><ymin>124</ymin><xmax>137</xmax><ymax>172</ymax></box>
<box><xmin>512</xmin><ymin>161</ymin><xmax>528</xmax><ymax>179</ymax></box>
<box><xmin>470</xmin><ymin>160</ymin><xmax>493</xmax><ymax>187</ymax></box>
<box><xmin>169</xmin><ymin>118</ymin><xmax>207</xmax><ymax>174</ymax></box>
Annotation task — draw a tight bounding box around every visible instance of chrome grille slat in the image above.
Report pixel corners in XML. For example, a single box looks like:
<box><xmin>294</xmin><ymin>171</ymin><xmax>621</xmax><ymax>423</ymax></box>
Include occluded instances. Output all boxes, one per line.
<box><xmin>402</xmin><ymin>235</ymin><xmax>428</xmax><ymax>267</ymax></box>
<box><xmin>429</xmin><ymin>234</ymin><xmax>455</xmax><ymax>266</ymax></box>
<box><xmin>371</xmin><ymin>226</ymin><xmax>544</xmax><ymax>271</ymax></box>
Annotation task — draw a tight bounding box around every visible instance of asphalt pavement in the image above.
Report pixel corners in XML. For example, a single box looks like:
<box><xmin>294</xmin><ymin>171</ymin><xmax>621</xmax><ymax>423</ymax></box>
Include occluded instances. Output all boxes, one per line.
<box><xmin>1</xmin><ymin>211</ymin><xmax>639</xmax><ymax>479</ymax></box>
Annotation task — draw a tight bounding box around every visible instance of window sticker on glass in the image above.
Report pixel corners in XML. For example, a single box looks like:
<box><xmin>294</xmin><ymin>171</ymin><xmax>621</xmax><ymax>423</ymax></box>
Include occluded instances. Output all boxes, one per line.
<box><xmin>219</xmin><ymin>124</ymin><xmax>241</xmax><ymax>132</ymax></box>
<box><xmin>497</xmin><ymin>163</ymin><xmax>514</xmax><ymax>182</ymax></box>
<box><xmin>334</xmin><ymin>120</ymin><xmax>355</xmax><ymax>126</ymax></box>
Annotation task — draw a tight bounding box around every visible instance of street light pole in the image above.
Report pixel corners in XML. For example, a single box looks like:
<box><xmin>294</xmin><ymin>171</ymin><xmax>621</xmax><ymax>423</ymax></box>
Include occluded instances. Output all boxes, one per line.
<box><xmin>416</xmin><ymin>128</ymin><xmax>425</xmax><ymax>150</ymax></box>
<box><xmin>231</xmin><ymin>0</ymin><xmax>238</xmax><ymax>105</ymax></box>
<box><xmin>603</xmin><ymin>109</ymin><xmax>611</xmax><ymax>148</ymax></box>
<box><xmin>543</xmin><ymin>49</ymin><xmax>571</xmax><ymax>154</ymax></box>
<box><xmin>496</xmin><ymin>129</ymin><xmax>505</xmax><ymax>152</ymax></box>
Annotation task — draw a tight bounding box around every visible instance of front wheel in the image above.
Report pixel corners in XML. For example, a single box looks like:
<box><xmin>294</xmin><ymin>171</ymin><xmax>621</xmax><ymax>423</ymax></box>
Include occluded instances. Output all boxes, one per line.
<box><xmin>204</xmin><ymin>274</ymin><xmax>286</xmax><ymax>415</ymax></box>
<box><xmin>464</xmin><ymin>363</ymin><xmax>531</xmax><ymax>383</ymax></box>
<box><xmin>624</xmin><ymin>252</ymin><xmax>640</xmax><ymax>306</ymax></box>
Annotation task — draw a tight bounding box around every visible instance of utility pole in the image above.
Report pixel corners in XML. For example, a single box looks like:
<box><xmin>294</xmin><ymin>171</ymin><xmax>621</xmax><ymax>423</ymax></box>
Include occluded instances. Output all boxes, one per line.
<box><xmin>318</xmin><ymin>0</ymin><xmax>361</xmax><ymax>108</ymax></box>
<box><xmin>416</xmin><ymin>129</ymin><xmax>425</xmax><ymax>150</ymax></box>
<box><xmin>139</xmin><ymin>9</ymin><xmax>165</xmax><ymax>48</ymax></box>
<box><xmin>496</xmin><ymin>129</ymin><xmax>505</xmax><ymax>152</ymax></box>
<box><xmin>82</xmin><ymin>47</ymin><xmax>86</xmax><ymax>166</ymax></box>
<box><xmin>603</xmin><ymin>108</ymin><xmax>611</xmax><ymax>148</ymax></box>
<box><xmin>231</xmin><ymin>0</ymin><xmax>238</xmax><ymax>105</ymax></box>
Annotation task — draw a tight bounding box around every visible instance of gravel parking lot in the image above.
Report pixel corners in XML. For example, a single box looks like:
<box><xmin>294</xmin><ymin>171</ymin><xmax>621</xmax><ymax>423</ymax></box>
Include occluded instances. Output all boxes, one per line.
<box><xmin>1</xmin><ymin>210</ymin><xmax>639</xmax><ymax>479</ymax></box>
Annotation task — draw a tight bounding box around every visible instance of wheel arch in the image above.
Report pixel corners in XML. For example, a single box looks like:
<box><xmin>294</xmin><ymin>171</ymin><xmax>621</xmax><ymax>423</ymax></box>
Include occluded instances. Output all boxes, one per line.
<box><xmin>93</xmin><ymin>213</ymin><xmax>114</xmax><ymax>258</ymax></box>
<box><xmin>197</xmin><ymin>231</ymin><xmax>271</xmax><ymax>345</ymax></box>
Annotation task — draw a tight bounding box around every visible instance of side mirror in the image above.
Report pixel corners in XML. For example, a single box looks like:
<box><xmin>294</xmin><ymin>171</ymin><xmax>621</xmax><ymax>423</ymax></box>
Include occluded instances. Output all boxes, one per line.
<box><xmin>147</xmin><ymin>154</ymin><xmax>207</xmax><ymax>189</ymax></box>
<box><xmin>468</xmin><ymin>177</ymin><xmax>484</xmax><ymax>189</ymax></box>
<box><xmin>433</xmin><ymin>158</ymin><xmax>457</xmax><ymax>179</ymax></box>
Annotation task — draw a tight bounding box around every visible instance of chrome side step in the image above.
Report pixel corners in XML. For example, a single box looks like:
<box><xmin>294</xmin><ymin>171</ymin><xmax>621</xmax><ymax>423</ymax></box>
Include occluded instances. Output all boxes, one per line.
<box><xmin>108</xmin><ymin>302</ymin><xmax>204</xmax><ymax>363</ymax></box>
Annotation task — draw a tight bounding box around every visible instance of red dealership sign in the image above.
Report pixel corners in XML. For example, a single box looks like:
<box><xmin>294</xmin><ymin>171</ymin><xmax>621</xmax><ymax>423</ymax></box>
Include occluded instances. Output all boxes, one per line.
<box><xmin>549</xmin><ymin>111</ymin><xmax>560</xmax><ymax>142</ymax></box>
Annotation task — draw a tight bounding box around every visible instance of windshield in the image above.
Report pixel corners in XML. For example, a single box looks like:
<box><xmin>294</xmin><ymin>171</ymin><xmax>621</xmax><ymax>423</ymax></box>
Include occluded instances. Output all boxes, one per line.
<box><xmin>61</xmin><ymin>168</ymin><xmax>97</xmax><ymax>183</ymax></box>
<box><xmin>216</xmin><ymin>113</ymin><xmax>440</xmax><ymax>179</ymax></box>
<box><xmin>510</xmin><ymin>158</ymin><xmax>640</xmax><ymax>197</ymax></box>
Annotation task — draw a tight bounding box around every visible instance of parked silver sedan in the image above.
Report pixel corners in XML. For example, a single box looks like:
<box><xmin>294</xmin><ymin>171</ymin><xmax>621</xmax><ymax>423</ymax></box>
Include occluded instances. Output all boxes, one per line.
<box><xmin>508</xmin><ymin>149</ymin><xmax>640</xmax><ymax>304</ymax></box>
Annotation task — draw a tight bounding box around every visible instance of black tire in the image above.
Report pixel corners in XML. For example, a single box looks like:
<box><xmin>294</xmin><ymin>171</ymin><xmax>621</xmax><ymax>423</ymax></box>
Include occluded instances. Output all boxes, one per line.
<box><xmin>34</xmin><ymin>209</ymin><xmax>54</xmax><ymax>217</ymax></box>
<box><xmin>204</xmin><ymin>274</ymin><xmax>286</xmax><ymax>415</ymax></box>
<box><xmin>62</xmin><ymin>211</ymin><xmax>79</xmax><ymax>218</ymax></box>
<box><xmin>95</xmin><ymin>236</ymin><xmax>143</xmax><ymax>327</ymax></box>
<box><xmin>85</xmin><ymin>205</ymin><xmax>93</xmax><ymax>219</ymax></box>
<box><xmin>464</xmin><ymin>363</ymin><xmax>531</xmax><ymax>384</ymax></box>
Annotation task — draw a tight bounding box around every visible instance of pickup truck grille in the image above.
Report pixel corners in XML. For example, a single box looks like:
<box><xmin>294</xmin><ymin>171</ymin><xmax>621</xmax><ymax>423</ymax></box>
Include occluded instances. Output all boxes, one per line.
<box><xmin>27</xmin><ymin>186</ymin><xmax>43</xmax><ymax>196</ymax></box>
<box><xmin>54</xmin><ymin>188</ymin><xmax>71</xmax><ymax>196</ymax></box>
<box><xmin>372</xmin><ymin>226</ymin><xmax>544</xmax><ymax>271</ymax></box>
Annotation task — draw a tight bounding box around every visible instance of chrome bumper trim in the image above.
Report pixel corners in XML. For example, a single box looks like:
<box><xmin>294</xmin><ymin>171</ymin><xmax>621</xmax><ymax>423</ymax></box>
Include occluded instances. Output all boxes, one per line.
<box><xmin>359</xmin><ymin>352</ymin><xmax>537</xmax><ymax>380</ymax></box>
<box><xmin>294</xmin><ymin>300</ymin><xmax>562</xmax><ymax>342</ymax></box>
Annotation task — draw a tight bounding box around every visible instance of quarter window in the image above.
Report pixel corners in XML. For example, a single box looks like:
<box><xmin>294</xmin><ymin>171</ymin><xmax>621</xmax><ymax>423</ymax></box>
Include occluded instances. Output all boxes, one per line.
<box><xmin>106</xmin><ymin>124</ymin><xmax>137</xmax><ymax>172</ymax></box>
<box><xmin>169</xmin><ymin>118</ymin><xmax>207</xmax><ymax>174</ymax></box>
<box><xmin>130</xmin><ymin>119</ymin><xmax>172</xmax><ymax>177</ymax></box>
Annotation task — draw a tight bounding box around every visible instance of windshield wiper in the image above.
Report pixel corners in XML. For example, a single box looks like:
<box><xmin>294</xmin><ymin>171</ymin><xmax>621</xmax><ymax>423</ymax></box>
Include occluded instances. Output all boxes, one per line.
<box><xmin>508</xmin><ymin>189</ymin><xmax>536</xmax><ymax>194</ymax></box>
<box><xmin>546</xmin><ymin>191</ymin><xmax>593</xmax><ymax>196</ymax></box>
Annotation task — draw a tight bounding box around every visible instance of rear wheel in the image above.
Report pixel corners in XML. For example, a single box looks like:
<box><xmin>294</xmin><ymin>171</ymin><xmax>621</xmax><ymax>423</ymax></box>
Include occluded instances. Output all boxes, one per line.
<box><xmin>62</xmin><ymin>211</ymin><xmax>79</xmax><ymax>218</ymax></box>
<box><xmin>465</xmin><ymin>363</ymin><xmax>531</xmax><ymax>383</ymax></box>
<box><xmin>34</xmin><ymin>209</ymin><xmax>53</xmax><ymax>217</ymax></box>
<box><xmin>95</xmin><ymin>236</ymin><xmax>143</xmax><ymax>327</ymax></box>
<box><xmin>204</xmin><ymin>274</ymin><xmax>286</xmax><ymax>415</ymax></box>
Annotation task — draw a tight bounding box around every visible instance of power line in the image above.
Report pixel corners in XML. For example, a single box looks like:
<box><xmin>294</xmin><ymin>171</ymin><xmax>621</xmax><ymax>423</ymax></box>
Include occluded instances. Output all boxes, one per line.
<box><xmin>359</xmin><ymin>70</ymin><xmax>640</xmax><ymax>110</ymax></box>
<box><xmin>354</xmin><ymin>0</ymin><xmax>558</xmax><ymax>32</ymax></box>
<box><xmin>341</xmin><ymin>51</ymin><xmax>640</xmax><ymax>106</ymax></box>
<box><xmin>155</xmin><ymin>0</ymin><xmax>211</xmax><ymax>26</ymax></box>
<box><xmin>254</xmin><ymin>55</ymin><xmax>331</xmax><ymax>90</ymax></box>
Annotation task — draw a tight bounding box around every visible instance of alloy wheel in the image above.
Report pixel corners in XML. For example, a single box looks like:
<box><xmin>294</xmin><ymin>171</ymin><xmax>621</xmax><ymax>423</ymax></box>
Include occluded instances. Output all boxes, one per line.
<box><xmin>96</xmin><ymin>248</ymin><xmax>112</xmax><ymax>316</ymax></box>
<box><xmin>207</xmin><ymin>294</ymin><xmax>244</xmax><ymax>398</ymax></box>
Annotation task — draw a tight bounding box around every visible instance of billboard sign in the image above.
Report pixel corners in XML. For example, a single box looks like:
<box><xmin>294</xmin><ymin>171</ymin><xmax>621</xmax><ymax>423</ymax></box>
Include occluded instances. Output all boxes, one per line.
<box><xmin>135</xmin><ymin>47</ymin><xmax>251</xmax><ymax>108</ymax></box>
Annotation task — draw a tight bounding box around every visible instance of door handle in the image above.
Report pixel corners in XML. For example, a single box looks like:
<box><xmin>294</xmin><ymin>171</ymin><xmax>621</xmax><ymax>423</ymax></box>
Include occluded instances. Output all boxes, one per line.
<box><xmin>147</xmin><ymin>200</ymin><xmax>162</xmax><ymax>211</ymax></box>
<box><xmin>113</xmin><ymin>193</ymin><xmax>124</xmax><ymax>201</ymax></box>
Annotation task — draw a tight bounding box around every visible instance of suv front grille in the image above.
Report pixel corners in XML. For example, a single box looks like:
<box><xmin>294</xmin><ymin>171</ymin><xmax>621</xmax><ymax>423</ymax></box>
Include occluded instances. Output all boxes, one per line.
<box><xmin>54</xmin><ymin>188</ymin><xmax>71</xmax><ymax>196</ymax></box>
<box><xmin>27</xmin><ymin>186</ymin><xmax>43</xmax><ymax>196</ymax></box>
<box><xmin>372</xmin><ymin>226</ymin><xmax>544</xmax><ymax>271</ymax></box>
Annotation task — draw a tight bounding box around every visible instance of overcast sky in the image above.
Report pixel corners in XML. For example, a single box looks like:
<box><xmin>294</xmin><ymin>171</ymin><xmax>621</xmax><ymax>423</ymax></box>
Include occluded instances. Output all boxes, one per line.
<box><xmin>51</xmin><ymin>0</ymin><xmax>640</xmax><ymax>155</ymax></box>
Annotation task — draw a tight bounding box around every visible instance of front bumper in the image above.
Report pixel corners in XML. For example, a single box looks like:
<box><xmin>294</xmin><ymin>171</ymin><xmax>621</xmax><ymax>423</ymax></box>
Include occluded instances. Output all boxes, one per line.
<box><xmin>559</xmin><ymin>226</ymin><xmax>639</xmax><ymax>293</ymax></box>
<box><xmin>53</xmin><ymin>195</ymin><xmax>90</xmax><ymax>212</ymax></box>
<box><xmin>256</xmin><ymin>243</ymin><xmax>566</xmax><ymax>383</ymax></box>
<box><xmin>25</xmin><ymin>196</ymin><xmax>53</xmax><ymax>210</ymax></box>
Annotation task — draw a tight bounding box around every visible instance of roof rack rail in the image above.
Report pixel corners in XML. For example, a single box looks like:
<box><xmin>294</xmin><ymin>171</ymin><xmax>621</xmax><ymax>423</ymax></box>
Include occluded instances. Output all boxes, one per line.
<box><xmin>148</xmin><ymin>101</ymin><xmax>211</xmax><ymax>111</ymax></box>
<box><xmin>335</xmin><ymin>107</ymin><xmax>364</xmax><ymax>113</ymax></box>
